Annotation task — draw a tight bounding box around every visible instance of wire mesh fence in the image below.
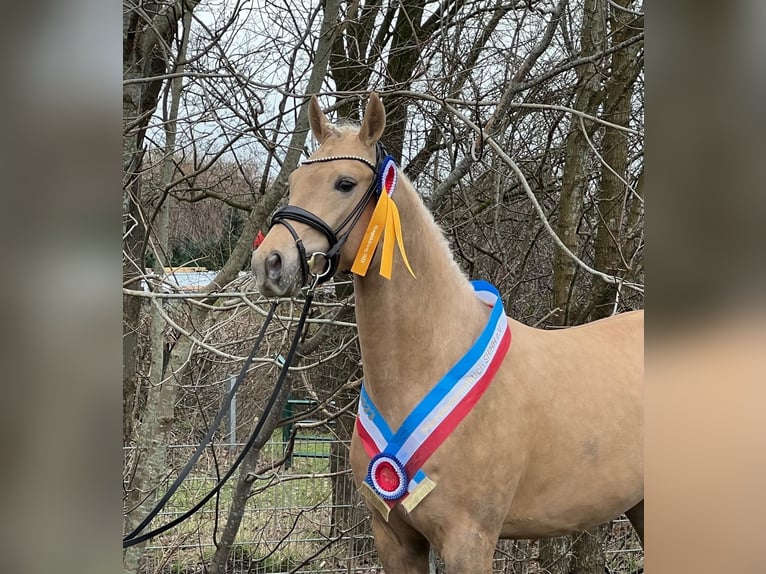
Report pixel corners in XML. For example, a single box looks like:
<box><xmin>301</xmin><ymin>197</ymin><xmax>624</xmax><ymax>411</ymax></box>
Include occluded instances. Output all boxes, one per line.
<box><xmin>126</xmin><ymin>433</ymin><xmax>643</xmax><ymax>574</ymax></box>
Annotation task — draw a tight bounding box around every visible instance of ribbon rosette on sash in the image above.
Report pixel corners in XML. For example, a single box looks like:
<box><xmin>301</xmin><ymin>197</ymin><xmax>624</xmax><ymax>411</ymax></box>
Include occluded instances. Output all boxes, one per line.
<box><xmin>366</xmin><ymin>453</ymin><xmax>408</xmax><ymax>500</ymax></box>
<box><xmin>356</xmin><ymin>281</ymin><xmax>511</xmax><ymax>519</ymax></box>
<box><xmin>351</xmin><ymin>156</ymin><xmax>416</xmax><ymax>279</ymax></box>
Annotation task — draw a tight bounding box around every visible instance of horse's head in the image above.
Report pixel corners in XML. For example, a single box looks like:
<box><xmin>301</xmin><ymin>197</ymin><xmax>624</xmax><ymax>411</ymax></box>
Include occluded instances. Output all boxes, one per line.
<box><xmin>252</xmin><ymin>93</ymin><xmax>386</xmax><ymax>296</ymax></box>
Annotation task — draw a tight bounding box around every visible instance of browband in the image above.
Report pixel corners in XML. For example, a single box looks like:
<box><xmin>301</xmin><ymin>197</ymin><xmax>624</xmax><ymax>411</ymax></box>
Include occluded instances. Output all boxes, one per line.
<box><xmin>301</xmin><ymin>154</ymin><xmax>376</xmax><ymax>171</ymax></box>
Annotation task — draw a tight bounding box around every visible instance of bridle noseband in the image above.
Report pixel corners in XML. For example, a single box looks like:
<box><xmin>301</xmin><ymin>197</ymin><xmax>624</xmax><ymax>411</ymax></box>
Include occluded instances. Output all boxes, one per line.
<box><xmin>270</xmin><ymin>141</ymin><xmax>386</xmax><ymax>289</ymax></box>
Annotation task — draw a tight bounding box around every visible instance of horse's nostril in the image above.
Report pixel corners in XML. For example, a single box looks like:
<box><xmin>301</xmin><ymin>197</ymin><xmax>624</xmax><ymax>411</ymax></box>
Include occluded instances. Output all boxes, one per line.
<box><xmin>265</xmin><ymin>252</ymin><xmax>282</xmax><ymax>281</ymax></box>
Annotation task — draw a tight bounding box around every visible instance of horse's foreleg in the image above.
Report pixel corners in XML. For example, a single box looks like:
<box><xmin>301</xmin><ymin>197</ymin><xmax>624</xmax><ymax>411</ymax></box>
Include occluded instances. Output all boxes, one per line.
<box><xmin>625</xmin><ymin>499</ymin><xmax>644</xmax><ymax>547</ymax></box>
<box><xmin>438</xmin><ymin>528</ymin><xmax>496</xmax><ymax>573</ymax></box>
<box><xmin>372</xmin><ymin>515</ymin><xmax>430</xmax><ymax>574</ymax></box>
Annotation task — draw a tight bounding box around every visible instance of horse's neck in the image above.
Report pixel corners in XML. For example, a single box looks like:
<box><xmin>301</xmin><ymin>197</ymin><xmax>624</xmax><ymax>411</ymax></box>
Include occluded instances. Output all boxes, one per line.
<box><xmin>353</xmin><ymin>175</ymin><xmax>489</xmax><ymax>427</ymax></box>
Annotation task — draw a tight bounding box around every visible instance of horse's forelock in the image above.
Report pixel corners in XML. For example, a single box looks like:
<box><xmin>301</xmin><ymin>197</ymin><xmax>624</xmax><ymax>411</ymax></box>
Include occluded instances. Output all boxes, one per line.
<box><xmin>329</xmin><ymin>122</ymin><xmax>360</xmax><ymax>138</ymax></box>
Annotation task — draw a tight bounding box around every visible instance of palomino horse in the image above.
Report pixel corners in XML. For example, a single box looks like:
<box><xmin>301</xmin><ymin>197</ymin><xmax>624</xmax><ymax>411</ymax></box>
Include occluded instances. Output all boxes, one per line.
<box><xmin>252</xmin><ymin>93</ymin><xmax>643</xmax><ymax>572</ymax></box>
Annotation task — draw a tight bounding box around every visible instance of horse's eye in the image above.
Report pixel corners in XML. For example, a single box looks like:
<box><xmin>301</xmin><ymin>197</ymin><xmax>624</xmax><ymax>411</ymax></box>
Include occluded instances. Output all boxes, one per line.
<box><xmin>335</xmin><ymin>178</ymin><xmax>356</xmax><ymax>193</ymax></box>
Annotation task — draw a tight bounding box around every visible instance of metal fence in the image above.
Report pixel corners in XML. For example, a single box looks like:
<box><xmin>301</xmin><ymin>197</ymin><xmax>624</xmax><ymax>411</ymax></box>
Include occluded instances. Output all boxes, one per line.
<box><xmin>127</xmin><ymin>434</ymin><xmax>643</xmax><ymax>574</ymax></box>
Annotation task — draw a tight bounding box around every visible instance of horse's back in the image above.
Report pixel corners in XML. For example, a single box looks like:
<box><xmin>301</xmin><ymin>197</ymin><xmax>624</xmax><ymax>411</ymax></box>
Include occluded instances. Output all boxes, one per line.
<box><xmin>559</xmin><ymin>308</ymin><xmax>643</xmax><ymax>347</ymax></box>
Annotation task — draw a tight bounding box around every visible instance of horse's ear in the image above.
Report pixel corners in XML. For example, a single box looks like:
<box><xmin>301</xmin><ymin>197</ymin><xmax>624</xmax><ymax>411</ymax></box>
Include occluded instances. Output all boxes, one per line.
<box><xmin>358</xmin><ymin>92</ymin><xmax>386</xmax><ymax>147</ymax></box>
<box><xmin>308</xmin><ymin>95</ymin><xmax>332</xmax><ymax>143</ymax></box>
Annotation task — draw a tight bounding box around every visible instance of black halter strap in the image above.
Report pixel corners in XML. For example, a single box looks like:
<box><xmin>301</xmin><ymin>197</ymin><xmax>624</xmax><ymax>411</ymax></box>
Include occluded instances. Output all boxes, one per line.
<box><xmin>269</xmin><ymin>141</ymin><xmax>386</xmax><ymax>287</ymax></box>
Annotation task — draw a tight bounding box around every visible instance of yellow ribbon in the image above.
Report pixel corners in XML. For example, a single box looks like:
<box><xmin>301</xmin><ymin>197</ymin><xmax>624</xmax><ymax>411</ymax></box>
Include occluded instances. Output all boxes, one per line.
<box><xmin>351</xmin><ymin>190</ymin><xmax>415</xmax><ymax>279</ymax></box>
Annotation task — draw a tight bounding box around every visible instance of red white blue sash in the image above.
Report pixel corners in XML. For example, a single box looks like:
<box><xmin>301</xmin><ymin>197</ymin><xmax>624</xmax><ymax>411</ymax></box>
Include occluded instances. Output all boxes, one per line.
<box><xmin>356</xmin><ymin>280</ymin><xmax>511</xmax><ymax>513</ymax></box>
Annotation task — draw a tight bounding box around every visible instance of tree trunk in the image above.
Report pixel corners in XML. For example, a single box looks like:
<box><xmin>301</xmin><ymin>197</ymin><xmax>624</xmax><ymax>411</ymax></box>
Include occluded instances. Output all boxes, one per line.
<box><xmin>122</xmin><ymin>4</ymin><xmax>202</xmax><ymax>434</ymax></box>
<box><xmin>570</xmin><ymin>524</ymin><xmax>609</xmax><ymax>574</ymax></box>
<box><xmin>588</xmin><ymin>0</ymin><xmax>643</xmax><ymax>321</ymax></box>
<box><xmin>122</xmin><ymin>0</ymin><xmax>202</xmax><ymax>446</ymax></box>
<box><xmin>538</xmin><ymin>535</ymin><xmax>571</xmax><ymax>574</ymax></box>
<box><xmin>552</xmin><ymin>0</ymin><xmax>606</xmax><ymax>325</ymax></box>
<box><xmin>122</xmin><ymin>2</ymin><xmax>149</xmax><ymax>447</ymax></box>
<box><xmin>123</xmin><ymin>6</ymin><xmax>194</xmax><ymax>569</ymax></box>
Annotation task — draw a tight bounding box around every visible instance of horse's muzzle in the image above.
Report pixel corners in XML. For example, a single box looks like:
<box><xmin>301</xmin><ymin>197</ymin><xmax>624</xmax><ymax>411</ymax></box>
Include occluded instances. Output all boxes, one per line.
<box><xmin>252</xmin><ymin>247</ymin><xmax>302</xmax><ymax>297</ymax></box>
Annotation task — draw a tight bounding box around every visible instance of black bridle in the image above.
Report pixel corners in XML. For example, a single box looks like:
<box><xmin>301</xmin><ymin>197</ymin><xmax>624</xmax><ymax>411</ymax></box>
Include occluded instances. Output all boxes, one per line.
<box><xmin>270</xmin><ymin>141</ymin><xmax>386</xmax><ymax>287</ymax></box>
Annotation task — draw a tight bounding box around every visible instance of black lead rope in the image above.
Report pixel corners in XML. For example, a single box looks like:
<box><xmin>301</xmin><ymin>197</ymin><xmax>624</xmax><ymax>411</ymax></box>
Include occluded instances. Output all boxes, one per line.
<box><xmin>123</xmin><ymin>292</ymin><xmax>314</xmax><ymax>548</ymax></box>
